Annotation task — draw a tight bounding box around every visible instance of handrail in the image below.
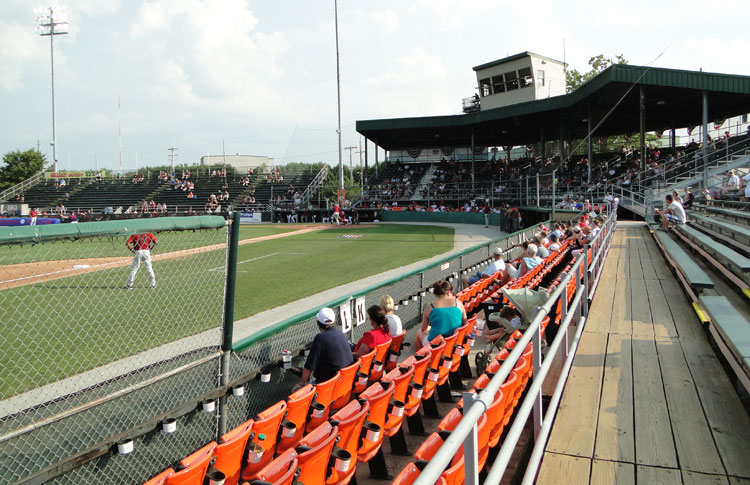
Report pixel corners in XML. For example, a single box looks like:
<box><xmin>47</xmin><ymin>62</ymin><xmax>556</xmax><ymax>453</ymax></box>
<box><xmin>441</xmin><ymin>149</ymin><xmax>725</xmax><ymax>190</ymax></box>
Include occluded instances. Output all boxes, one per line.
<box><xmin>299</xmin><ymin>165</ymin><xmax>327</xmax><ymax>206</ymax></box>
<box><xmin>0</xmin><ymin>171</ymin><xmax>45</xmax><ymax>203</ymax></box>
<box><xmin>413</xmin><ymin>209</ymin><xmax>617</xmax><ymax>485</ymax></box>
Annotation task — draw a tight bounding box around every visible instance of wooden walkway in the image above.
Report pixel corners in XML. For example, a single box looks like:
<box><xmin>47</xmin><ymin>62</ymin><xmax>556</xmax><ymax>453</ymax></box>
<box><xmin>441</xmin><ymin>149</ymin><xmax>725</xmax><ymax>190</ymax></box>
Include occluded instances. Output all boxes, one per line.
<box><xmin>538</xmin><ymin>222</ymin><xmax>750</xmax><ymax>485</ymax></box>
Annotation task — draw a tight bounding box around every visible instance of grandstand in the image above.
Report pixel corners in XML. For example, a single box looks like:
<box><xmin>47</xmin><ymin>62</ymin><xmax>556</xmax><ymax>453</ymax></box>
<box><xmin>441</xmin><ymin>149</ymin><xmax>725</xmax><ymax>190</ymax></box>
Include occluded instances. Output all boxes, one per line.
<box><xmin>3</xmin><ymin>58</ymin><xmax>750</xmax><ymax>485</ymax></box>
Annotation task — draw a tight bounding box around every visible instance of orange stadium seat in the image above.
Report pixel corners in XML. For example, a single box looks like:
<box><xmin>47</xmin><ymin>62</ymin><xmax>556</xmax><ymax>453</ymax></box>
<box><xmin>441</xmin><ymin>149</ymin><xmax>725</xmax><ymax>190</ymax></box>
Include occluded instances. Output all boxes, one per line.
<box><xmin>214</xmin><ymin>419</ymin><xmax>253</xmax><ymax>485</ymax></box>
<box><xmin>249</xmin><ymin>448</ymin><xmax>299</xmax><ymax>485</ymax></box>
<box><xmin>240</xmin><ymin>401</ymin><xmax>287</xmax><ymax>482</ymax></box>
<box><xmin>382</xmin><ymin>362</ymin><xmax>415</xmax><ymax>455</ymax></box>
<box><xmin>327</xmin><ymin>398</ymin><xmax>370</xmax><ymax>485</ymax></box>
<box><xmin>402</xmin><ymin>347</ymin><xmax>432</xmax><ymax>435</ymax></box>
<box><xmin>143</xmin><ymin>468</ymin><xmax>175</xmax><ymax>485</ymax></box>
<box><xmin>165</xmin><ymin>442</ymin><xmax>216</xmax><ymax>485</ymax></box>
<box><xmin>392</xmin><ymin>462</ymin><xmax>447</xmax><ymax>485</ymax></box>
<box><xmin>369</xmin><ymin>339</ymin><xmax>392</xmax><ymax>382</ymax></box>
<box><xmin>295</xmin><ymin>422</ymin><xmax>339</xmax><ymax>485</ymax></box>
<box><xmin>305</xmin><ymin>372</ymin><xmax>339</xmax><ymax>433</ymax></box>
<box><xmin>358</xmin><ymin>381</ymin><xmax>396</xmax><ymax>479</ymax></box>
<box><xmin>385</xmin><ymin>330</ymin><xmax>408</xmax><ymax>371</ymax></box>
<box><xmin>353</xmin><ymin>348</ymin><xmax>376</xmax><ymax>395</ymax></box>
<box><xmin>330</xmin><ymin>361</ymin><xmax>360</xmax><ymax>412</ymax></box>
<box><xmin>277</xmin><ymin>384</ymin><xmax>315</xmax><ymax>454</ymax></box>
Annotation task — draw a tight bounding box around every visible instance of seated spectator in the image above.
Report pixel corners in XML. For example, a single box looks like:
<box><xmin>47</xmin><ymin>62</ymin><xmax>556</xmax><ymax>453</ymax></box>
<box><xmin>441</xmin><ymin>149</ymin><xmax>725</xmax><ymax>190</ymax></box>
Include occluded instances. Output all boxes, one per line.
<box><xmin>484</xmin><ymin>306</ymin><xmax>522</xmax><ymax>343</ymax></box>
<box><xmin>683</xmin><ymin>187</ymin><xmax>694</xmax><ymax>208</ymax></box>
<box><xmin>463</xmin><ymin>247</ymin><xmax>505</xmax><ymax>286</ymax></box>
<box><xmin>380</xmin><ymin>295</ymin><xmax>402</xmax><ymax>336</ymax></box>
<box><xmin>291</xmin><ymin>308</ymin><xmax>353</xmax><ymax>392</ymax></box>
<box><xmin>531</xmin><ymin>237</ymin><xmax>550</xmax><ymax>259</ymax></box>
<box><xmin>505</xmin><ymin>244</ymin><xmax>543</xmax><ymax>281</ymax></box>
<box><xmin>548</xmin><ymin>233</ymin><xmax>561</xmax><ymax>252</ymax></box>
<box><xmin>415</xmin><ymin>280</ymin><xmax>468</xmax><ymax>351</ymax></box>
<box><xmin>660</xmin><ymin>194</ymin><xmax>686</xmax><ymax>229</ymax></box>
<box><xmin>353</xmin><ymin>305</ymin><xmax>391</xmax><ymax>358</ymax></box>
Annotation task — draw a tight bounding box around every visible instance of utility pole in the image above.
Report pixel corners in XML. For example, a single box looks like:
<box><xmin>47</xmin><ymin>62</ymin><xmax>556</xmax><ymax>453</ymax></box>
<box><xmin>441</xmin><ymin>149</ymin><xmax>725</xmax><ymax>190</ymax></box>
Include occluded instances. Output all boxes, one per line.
<box><xmin>168</xmin><ymin>147</ymin><xmax>178</xmax><ymax>175</ymax></box>
<box><xmin>334</xmin><ymin>0</ymin><xmax>344</xmax><ymax>205</ymax></box>
<box><xmin>345</xmin><ymin>146</ymin><xmax>357</xmax><ymax>179</ymax></box>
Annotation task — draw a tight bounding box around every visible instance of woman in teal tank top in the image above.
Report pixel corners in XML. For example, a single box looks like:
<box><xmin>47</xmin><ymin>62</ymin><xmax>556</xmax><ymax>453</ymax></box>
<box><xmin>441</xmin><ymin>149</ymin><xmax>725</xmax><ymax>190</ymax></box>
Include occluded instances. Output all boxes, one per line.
<box><xmin>415</xmin><ymin>280</ymin><xmax>468</xmax><ymax>351</ymax></box>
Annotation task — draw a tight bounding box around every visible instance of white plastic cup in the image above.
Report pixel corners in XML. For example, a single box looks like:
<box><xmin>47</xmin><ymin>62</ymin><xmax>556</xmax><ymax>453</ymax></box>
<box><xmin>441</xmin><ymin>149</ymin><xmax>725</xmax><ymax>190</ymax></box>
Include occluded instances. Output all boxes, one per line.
<box><xmin>232</xmin><ymin>385</ymin><xmax>245</xmax><ymax>397</ymax></box>
<box><xmin>455</xmin><ymin>345</ymin><xmax>465</xmax><ymax>357</ymax></box>
<box><xmin>372</xmin><ymin>361</ymin><xmax>383</xmax><ymax>373</ymax></box>
<box><xmin>364</xmin><ymin>422</ymin><xmax>381</xmax><ymax>442</ymax></box>
<box><xmin>248</xmin><ymin>443</ymin><xmax>264</xmax><ymax>464</ymax></box>
<box><xmin>116</xmin><ymin>439</ymin><xmax>133</xmax><ymax>455</ymax></box>
<box><xmin>311</xmin><ymin>402</ymin><xmax>325</xmax><ymax>418</ymax></box>
<box><xmin>281</xmin><ymin>420</ymin><xmax>296</xmax><ymax>438</ymax></box>
<box><xmin>260</xmin><ymin>372</ymin><xmax>271</xmax><ymax>383</ymax></box>
<box><xmin>333</xmin><ymin>449</ymin><xmax>352</xmax><ymax>472</ymax></box>
<box><xmin>356</xmin><ymin>373</ymin><xmax>368</xmax><ymax>387</ymax></box>
<box><xmin>441</xmin><ymin>356</ymin><xmax>452</xmax><ymax>369</ymax></box>
<box><xmin>202</xmin><ymin>399</ymin><xmax>216</xmax><ymax>413</ymax></box>
<box><xmin>161</xmin><ymin>418</ymin><xmax>177</xmax><ymax>434</ymax></box>
<box><xmin>390</xmin><ymin>400</ymin><xmax>405</xmax><ymax>417</ymax></box>
<box><xmin>427</xmin><ymin>368</ymin><xmax>439</xmax><ymax>382</ymax></box>
<box><xmin>282</xmin><ymin>350</ymin><xmax>292</xmax><ymax>369</ymax></box>
<box><xmin>410</xmin><ymin>384</ymin><xmax>423</xmax><ymax>399</ymax></box>
<box><xmin>389</xmin><ymin>353</ymin><xmax>399</xmax><ymax>363</ymax></box>
<box><xmin>206</xmin><ymin>469</ymin><xmax>226</xmax><ymax>485</ymax></box>
<box><xmin>467</xmin><ymin>336</ymin><xmax>476</xmax><ymax>346</ymax></box>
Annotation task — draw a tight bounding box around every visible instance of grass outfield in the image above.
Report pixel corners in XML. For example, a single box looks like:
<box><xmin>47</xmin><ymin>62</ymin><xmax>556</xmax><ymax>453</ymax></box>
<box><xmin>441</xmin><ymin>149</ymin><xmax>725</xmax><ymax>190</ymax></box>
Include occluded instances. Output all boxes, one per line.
<box><xmin>0</xmin><ymin>224</ymin><xmax>297</xmax><ymax>265</ymax></box>
<box><xmin>0</xmin><ymin>224</ymin><xmax>452</xmax><ymax>398</ymax></box>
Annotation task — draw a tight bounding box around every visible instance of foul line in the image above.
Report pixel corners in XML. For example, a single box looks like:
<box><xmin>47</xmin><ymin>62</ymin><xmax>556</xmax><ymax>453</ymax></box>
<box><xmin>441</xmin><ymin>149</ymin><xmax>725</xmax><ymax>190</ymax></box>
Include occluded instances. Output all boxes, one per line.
<box><xmin>208</xmin><ymin>252</ymin><xmax>279</xmax><ymax>272</ymax></box>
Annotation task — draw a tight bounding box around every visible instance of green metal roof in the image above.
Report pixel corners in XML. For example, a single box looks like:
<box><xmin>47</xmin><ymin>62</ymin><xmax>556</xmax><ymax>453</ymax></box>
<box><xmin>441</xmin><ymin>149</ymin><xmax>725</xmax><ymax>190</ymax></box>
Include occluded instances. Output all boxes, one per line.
<box><xmin>357</xmin><ymin>64</ymin><xmax>750</xmax><ymax>150</ymax></box>
<box><xmin>472</xmin><ymin>51</ymin><xmax>566</xmax><ymax>71</ymax></box>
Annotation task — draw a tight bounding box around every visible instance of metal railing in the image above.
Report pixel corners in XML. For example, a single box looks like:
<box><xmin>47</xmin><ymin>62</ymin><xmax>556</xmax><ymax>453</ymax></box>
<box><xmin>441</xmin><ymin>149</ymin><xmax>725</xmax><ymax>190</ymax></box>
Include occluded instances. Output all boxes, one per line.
<box><xmin>299</xmin><ymin>165</ymin><xmax>328</xmax><ymax>207</ymax></box>
<box><xmin>414</xmin><ymin>209</ymin><xmax>617</xmax><ymax>485</ymax></box>
<box><xmin>0</xmin><ymin>171</ymin><xmax>45</xmax><ymax>203</ymax></box>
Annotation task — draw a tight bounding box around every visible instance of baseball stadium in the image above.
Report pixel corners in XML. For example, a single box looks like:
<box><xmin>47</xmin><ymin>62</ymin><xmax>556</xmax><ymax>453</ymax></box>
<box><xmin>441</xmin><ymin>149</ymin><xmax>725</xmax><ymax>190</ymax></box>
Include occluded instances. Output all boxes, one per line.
<box><xmin>3</xmin><ymin>5</ymin><xmax>750</xmax><ymax>485</ymax></box>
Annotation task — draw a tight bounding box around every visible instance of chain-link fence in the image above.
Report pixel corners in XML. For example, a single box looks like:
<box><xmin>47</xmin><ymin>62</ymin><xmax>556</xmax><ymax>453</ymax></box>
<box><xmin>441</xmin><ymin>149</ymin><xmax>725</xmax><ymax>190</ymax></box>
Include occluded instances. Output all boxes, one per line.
<box><xmin>0</xmin><ymin>216</ymin><xmax>228</xmax><ymax>484</ymax></box>
<box><xmin>1</xmin><ymin>216</ymin><xmax>545</xmax><ymax>484</ymax></box>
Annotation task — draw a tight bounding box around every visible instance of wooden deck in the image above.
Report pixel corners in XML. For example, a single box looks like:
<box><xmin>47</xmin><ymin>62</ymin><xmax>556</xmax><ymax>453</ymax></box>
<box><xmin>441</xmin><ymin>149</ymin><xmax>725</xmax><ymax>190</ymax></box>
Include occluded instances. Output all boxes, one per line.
<box><xmin>538</xmin><ymin>222</ymin><xmax>750</xmax><ymax>485</ymax></box>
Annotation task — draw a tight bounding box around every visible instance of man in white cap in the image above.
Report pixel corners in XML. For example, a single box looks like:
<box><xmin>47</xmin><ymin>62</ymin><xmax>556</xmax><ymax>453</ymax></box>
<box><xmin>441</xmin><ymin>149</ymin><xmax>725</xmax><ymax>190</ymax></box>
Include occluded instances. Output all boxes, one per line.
<box><xmin>292</xmin><ymin>307</ymin><xmax>353</xmax><ymax>392</ymax></box>
<box><xmin>463</xmin><ymin>248</ymin><xmax>506</xmax><ymax>286</ymax></box>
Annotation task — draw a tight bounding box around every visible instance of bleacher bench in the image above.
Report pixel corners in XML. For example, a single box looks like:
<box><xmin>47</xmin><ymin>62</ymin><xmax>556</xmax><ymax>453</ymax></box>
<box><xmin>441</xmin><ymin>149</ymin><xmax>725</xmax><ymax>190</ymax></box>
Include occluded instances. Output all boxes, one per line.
<box><xmin>675</xmin><ymin>225</ymin><xmax>750</xmax><ymax>282</ymax></box>
<box><xmin>693</xmin><ymin>204</ymin><xmax>750</xmax><ymax>225</ymax></box>
<box><xmin>700</xmin><ymin>295</ymin><xmax>750</xmax><ymax>389</ymax></box>
<box><xmin>652</xmin><ymin>227</ymin><xmax>714</xmax><ymax>291</ymax></box>
<box><xmin>690</xmin><ymin>213</ymin><xmax>750</xmax><ymax>248</ymax></box>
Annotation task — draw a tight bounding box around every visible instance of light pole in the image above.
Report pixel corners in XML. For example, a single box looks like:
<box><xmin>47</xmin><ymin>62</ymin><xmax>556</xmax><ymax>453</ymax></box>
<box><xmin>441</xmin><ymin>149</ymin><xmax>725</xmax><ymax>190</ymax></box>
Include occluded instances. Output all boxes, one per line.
<box><xmin>36</xmin><ymin>6</ymin><xmax>69</xmax><ymax>173</ymax></box>
<box><xmin>334</xmin><ymin>0</ymin><xmax>344</xmax><ymax>204</ymax></box>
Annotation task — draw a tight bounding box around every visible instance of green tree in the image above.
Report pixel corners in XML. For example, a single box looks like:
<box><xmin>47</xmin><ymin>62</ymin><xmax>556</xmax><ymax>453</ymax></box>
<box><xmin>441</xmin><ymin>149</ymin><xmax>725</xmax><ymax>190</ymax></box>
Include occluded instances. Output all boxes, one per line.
<box><xmin>0</xmin><ymin>149</ymin><xmax>47</xmax><ymax>190</ymax></box>
<box><xmin>566</xmin><ymin>54</ymin><xmax>628</xmax><ymax>92</ymax></box>
<box><xmin>320</xmin><ymin>168</ymin><xmax>361</xmax><ymax>202</ymax></box>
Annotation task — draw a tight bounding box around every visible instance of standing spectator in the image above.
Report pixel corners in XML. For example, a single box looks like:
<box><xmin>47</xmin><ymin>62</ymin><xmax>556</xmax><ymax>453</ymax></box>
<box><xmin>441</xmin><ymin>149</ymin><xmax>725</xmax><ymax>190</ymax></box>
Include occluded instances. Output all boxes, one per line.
<box><xmin>291</xmin><ymin>308</ymin><xmax>353</xmax><ymax>391</ymax></box>
<box><xmin>415</xmin><ymin>280</ymin><xmax>468</xmax><ymax>351</ymax></box>
<box><xmin>380</xmin><ymin>295</ymin><xmax>402</xmax><ymax>336</ymax></box>
<box><xmin>125</xmin><ymin>233</ymin><xmax>157</xmax><ymax>289</ymax></box>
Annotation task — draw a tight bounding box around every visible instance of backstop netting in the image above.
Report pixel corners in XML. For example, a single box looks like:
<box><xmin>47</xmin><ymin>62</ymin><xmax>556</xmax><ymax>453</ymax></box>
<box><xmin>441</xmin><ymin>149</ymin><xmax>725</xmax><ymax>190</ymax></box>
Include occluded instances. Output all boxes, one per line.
<box><xmin>0</xmin><ymin>216</ymin><xmax>228</xmax><ymax>484</ymax></box>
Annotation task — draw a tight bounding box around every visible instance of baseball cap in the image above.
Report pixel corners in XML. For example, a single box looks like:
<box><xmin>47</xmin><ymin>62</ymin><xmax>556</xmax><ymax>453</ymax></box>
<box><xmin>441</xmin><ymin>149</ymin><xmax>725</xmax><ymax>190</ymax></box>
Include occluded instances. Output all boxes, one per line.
<box><xmin>493</xmin><ymin>248</ymin><xmax>503</xmax><ymax>256</ymax></box>
<box><xmin>317</xmin><ymin>308</ymin><xmax>336</xmax><ymax>326</ymax></box>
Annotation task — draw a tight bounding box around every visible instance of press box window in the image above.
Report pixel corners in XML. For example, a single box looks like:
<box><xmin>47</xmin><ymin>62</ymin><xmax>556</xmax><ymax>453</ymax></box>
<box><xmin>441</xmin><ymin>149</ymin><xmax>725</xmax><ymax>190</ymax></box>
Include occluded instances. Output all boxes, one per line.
<box><xmin>479</xmin><ymin>78</ymin><xmax>492</xmax><ymax>97</ymax></box>
<box><xmin>492</xmin><ymin>75</ymin><xmax>505</xmax><ymax>94</ymax></box>
<box><xmin>519</xmin><ymin>67</ymin><xmax>533</xmax><ymax>88</ymax></box>
<box><xmin>505</xmin><ymin>71</ymin><xmax>519</xmax><ymax>91</ymax></box>
<box><xmin>537</xmin><ymin>69</ymin><xmax>545</xmax><ymax>86</ymax></box>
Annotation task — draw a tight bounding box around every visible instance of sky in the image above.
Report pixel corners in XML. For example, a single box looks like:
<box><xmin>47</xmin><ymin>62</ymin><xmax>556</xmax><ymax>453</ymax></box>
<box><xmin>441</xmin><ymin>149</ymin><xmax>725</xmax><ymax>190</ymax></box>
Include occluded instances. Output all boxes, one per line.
<box><xmin>1</xmin><ymin>0</ymin><xmax>749</xmax><ymax>173</ymax></box>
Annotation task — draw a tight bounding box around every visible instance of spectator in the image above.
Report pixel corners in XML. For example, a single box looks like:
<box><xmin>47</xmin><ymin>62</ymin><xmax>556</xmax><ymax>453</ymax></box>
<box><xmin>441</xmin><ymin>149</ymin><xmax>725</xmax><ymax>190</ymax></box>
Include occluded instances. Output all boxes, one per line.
<box><xmin>505</xmin><ymin>243</ymin><xmax>543</xmax><ymax>281</ymax></box>
<box><xmin>291</xmin><ymin>308</ymin><xmax>353</xmax><ymax>391</ymax></box>
<box><xmin>415</xmin><ymin>280</ymin><xmax>468</xmax><ymax>351</ymax></box>
<box><xmin>380</xmin><ymin>295</ymin><xmax>403</xmax><ymax>336</ymax></box>
<box><xmin>660</xmin><ymin>194</ymin><xmax>686</xmax><ymax>229</ymax></box>
<box><xmin>463</xmin><ymin>248</ymin><xmax>505</xmax><ymax>286</ymax></box>
<box><xmin>683</xmin><ymin>187</ymin><xmax>694</xmax><ymax>208</ymax></box>
<box><xmin>548</xmin><ymin>233</ymin><xmax>561</xmax><ymax>252</ymax></box>
<box><xmin>352</xmin><ymin>305</ymin><xmax>392</xmax><ymax>359</ymax></box>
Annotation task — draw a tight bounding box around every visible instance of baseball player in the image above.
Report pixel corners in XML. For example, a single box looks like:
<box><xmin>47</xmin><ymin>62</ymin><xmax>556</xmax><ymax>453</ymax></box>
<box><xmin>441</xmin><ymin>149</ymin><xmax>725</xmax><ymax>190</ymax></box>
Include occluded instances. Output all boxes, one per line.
<box><xmin>125</xmin><ymin>233</ymin><xmax>157</xmax><ymax>289</ymax></box>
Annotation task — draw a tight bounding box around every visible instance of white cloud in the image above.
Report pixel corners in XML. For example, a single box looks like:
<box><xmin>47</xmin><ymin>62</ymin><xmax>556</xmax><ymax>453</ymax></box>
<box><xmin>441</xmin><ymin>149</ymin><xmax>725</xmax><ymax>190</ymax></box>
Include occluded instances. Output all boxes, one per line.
<box><xmin>0</xmin><ymin>21</ymin><xmax>45</xmax><ymax>90</ymax></box>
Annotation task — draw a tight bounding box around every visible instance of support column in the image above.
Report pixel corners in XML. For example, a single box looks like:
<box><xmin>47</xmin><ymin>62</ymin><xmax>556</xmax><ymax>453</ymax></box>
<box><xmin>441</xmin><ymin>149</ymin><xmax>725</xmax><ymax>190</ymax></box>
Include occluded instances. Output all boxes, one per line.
<box><xmin>587</xmin><ymin>106</ymin><xmax>593</xmax><ymax>184</ymax></box>
<box><xmin>670</xmin><ymin>121</ymin><xmax>676</xmax><ymax>151</ymax></box>
<box><xmin>559</xmin><ymin>120</ymin><xmax>564</xmax><ymax>159</ymax></box>
<box><xmin>540</xmin><ymin>126</ymin><xmax>546</xmax><ymax>162</ymax></box>
<box><xmin>471</xmin><ymin>129</ymin><xmax>476</xmax><ymax>192</ymax></box>
<box><xmin>640</xmin><ymin>85</ymin><xmax>646</xmax><ymax>173</ymax></box>
<box><xmin>364</xmin><ymin>138</ymin><xmax>369</xmax><ymax>176</ymax></box>
<box><xmin>702</xmin><ymin>91</ymin><xmax>709</xmax><ymax>188</ymax></box>
<box><xmin>375</xmin><ymin>145</ymin><xmax>379</xmax><ymax>180</ymax></box>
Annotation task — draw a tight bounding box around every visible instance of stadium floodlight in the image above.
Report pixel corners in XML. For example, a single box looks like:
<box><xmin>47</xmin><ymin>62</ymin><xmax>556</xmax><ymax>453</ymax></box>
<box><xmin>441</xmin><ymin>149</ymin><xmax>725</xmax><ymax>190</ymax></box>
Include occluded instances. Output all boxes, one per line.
<box><xmin>36</xmin><ymin>5</ymin><xmax>69</xmax><ymax>172</ymax></box>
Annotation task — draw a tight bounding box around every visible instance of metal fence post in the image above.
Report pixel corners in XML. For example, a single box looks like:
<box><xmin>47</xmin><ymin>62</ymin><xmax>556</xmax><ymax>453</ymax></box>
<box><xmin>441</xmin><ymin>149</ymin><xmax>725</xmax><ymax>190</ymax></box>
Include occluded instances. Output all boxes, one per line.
<box><xmin>560</xmin><ymin>273</ymin><xmax>569</xmax><ymax>359</ymax></box>
<box><xmin>532</xmin><ymin>308</ymin><xmax>543</xmax><ymax>439</ymax></box>
<box><xmin>463</xmin><ymin>392</ymin><xmax>480</xmax><ymax>485</ymax></box>
<box><xmin>582</xmin><ymin>245</ymin><xmax>590</xmax><ymax>316</ymax></box>
<box><xmin>218</xmin><ymin>211</ymin><xmax>240</xmax><ymax>437</ymax></box>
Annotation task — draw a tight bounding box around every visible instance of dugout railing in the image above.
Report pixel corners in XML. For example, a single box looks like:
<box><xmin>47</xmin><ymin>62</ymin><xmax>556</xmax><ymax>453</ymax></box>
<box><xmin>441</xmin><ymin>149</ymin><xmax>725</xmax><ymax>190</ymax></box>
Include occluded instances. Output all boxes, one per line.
<box><xmin>0</xmin><ymin>213</ymin><xmax>578</xmax><ymax>483</ymax></box>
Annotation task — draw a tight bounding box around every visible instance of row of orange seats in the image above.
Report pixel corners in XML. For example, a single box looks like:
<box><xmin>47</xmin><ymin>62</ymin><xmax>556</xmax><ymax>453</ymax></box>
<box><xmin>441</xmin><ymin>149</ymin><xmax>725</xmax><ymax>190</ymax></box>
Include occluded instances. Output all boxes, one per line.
<box><xmin>394</xmin><ymin>316</ymin><xmax>550</xmax><ymax>484</ymax></box>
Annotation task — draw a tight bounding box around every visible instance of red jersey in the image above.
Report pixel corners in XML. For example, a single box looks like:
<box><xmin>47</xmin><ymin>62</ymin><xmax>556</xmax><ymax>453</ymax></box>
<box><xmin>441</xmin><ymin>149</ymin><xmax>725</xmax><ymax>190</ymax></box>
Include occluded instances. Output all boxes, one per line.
<box><xmin>30</xmin><ymin>210</ymin><xmax>37</xmax><ymax>217</ymax></box>
<box><xmin>127</xmin><ymin>233</ymin><xmax>157</xmax><ymax>251</ymax></box>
